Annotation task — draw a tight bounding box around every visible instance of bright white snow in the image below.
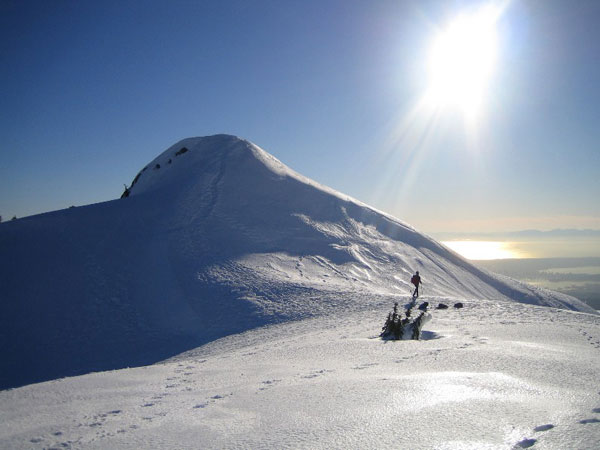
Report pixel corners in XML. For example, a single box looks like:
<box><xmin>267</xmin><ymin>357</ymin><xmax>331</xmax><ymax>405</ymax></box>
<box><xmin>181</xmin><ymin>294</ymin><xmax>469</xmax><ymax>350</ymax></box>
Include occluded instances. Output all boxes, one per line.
<box><xmin>1</xmin><ymin>135</ymin><xmax>598</xmax><ymax>448</ymax></box>
<box><xmin>1</xmin><ymin>299</ymin><xmax>599</xmax><ymax>449</ymax></box>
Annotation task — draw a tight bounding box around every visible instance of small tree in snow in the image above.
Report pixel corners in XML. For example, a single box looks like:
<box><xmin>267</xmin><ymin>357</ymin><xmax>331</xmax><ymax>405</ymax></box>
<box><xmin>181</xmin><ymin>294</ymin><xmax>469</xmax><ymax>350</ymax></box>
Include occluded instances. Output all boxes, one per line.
<box><xmin>380</xmin><ymin>301</ymin><xmax>429</xmax><ymax>341</ymax></box>
<box><xmin>380</xmin><ymin>302</ymin><xmax>404</xmax><ymax>340</ymax></box>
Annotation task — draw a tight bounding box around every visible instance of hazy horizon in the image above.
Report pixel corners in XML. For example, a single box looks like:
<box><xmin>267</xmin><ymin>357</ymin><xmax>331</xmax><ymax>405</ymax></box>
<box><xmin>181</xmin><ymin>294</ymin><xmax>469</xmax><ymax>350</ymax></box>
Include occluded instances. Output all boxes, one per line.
<box><xmin>433</xmin><ymin>228</ymin><xmax>600</xmax><ymax>310</ymax></box>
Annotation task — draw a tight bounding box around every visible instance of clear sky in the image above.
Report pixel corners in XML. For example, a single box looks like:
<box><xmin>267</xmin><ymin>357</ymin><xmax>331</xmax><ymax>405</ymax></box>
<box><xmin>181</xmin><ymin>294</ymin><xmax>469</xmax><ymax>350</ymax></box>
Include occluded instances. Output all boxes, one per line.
<box><xmin>1</xmin><ymin>0</ymin><xmax>599</xmax><ymax>233</ymax></box>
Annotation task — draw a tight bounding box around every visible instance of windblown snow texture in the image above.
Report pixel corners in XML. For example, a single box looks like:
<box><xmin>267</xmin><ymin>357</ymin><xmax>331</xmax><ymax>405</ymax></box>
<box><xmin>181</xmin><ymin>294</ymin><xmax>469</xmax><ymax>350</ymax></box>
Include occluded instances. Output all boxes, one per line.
<box><xmin>0</xmin><ymin>135</ymin><xmax>594</xmax><ymax>389</ymax></box>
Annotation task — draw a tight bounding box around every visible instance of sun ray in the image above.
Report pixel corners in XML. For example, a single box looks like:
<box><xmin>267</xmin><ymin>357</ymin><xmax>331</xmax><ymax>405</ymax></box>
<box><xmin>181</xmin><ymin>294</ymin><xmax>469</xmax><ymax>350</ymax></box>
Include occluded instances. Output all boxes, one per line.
<box><xmin>368</xmin><ymin>2</ymin><xmax>509</xmax><ymax>218</ymax></box>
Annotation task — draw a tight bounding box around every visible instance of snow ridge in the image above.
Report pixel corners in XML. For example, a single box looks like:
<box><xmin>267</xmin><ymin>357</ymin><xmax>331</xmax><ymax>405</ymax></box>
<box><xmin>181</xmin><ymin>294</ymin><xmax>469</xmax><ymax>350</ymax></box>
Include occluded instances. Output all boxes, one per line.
<box><xmin>0</xmin><ymin>134</ymin><xmax>594</xmax><ymax>390</ymax></box>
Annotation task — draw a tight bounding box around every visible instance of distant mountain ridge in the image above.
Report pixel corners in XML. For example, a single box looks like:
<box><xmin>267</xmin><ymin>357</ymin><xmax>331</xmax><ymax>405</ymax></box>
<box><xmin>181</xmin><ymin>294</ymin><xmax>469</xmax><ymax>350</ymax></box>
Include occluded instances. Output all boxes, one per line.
<box><xmin>0</xmin><ymin>135</ymin><xmax>594</xmax><ymax>390</ymax></box>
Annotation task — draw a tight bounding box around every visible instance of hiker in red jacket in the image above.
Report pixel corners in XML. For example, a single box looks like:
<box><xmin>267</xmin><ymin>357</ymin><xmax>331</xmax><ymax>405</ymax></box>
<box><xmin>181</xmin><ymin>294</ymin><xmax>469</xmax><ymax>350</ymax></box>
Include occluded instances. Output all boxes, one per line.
<box><xmin>411</xmin><ymin>271</ymin><xmax>422</xmax><ymax>298</ymax></box>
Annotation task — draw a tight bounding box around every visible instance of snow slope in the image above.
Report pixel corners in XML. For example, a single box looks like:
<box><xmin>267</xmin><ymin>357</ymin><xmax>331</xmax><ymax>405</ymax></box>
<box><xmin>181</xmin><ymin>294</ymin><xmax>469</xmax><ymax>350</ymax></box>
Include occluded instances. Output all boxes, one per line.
<box><xmin>0</xmin><ymin>135</ymin><xmax>594</xmax><ymax>391</ymax></box>
<box><xmin>1</xmin><ymin>299</ymin><xmax>599</xmax><ymax>449</ymax></box>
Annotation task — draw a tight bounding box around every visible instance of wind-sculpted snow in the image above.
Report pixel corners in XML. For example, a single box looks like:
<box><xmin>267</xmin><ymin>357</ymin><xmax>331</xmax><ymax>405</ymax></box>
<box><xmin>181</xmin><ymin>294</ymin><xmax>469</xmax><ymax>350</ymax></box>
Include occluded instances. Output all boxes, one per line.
<box><xmin>0</xmin><ymin>135</ymin><xmax>594</xmax><ymax>390</ymax></box>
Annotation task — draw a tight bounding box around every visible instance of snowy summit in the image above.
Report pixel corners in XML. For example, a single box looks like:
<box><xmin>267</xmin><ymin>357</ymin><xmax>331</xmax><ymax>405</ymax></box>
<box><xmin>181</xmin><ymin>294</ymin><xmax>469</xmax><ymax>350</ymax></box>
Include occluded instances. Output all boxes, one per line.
<box><xmin>1</xmin><ymin>135</ymin><xmax>598</xmax><ymax>449</ymax></box>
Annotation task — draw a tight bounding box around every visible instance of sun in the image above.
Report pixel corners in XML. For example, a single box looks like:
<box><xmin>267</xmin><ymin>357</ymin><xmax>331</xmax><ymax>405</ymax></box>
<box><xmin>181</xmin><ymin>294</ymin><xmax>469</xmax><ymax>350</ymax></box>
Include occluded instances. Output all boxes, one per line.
<box><xmin>427</xmin><ymin>5</ymin><xmax>501</xmax><ymax>118</ymax></box>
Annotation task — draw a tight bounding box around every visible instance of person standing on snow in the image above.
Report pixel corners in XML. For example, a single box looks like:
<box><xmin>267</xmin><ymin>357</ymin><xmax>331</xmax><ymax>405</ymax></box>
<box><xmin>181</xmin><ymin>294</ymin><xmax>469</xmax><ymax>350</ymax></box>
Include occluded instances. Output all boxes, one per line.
<box><xmin>411</xmin><ymin>271</ymin><xmax>422</xmax><ymax>298</ymax></box>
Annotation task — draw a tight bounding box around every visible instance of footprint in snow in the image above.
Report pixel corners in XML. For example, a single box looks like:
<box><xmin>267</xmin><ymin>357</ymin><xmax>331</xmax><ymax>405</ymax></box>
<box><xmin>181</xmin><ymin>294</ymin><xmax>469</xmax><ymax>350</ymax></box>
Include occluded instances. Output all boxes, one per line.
<box><xmin>302</xmin><ymin>373</ymin><xmax>320</xmax><ymax>379</ymax></box>
<box><xmin>593</xmin><ymin>408</ymin><xmax>600</xmax><ymax>413</ymax></box>
<box><xmin>352</xmin><ymin>363</ymin><xmax>379</xmax><ymax>370</ymax></box>
<box><xmin>579</xmin><ymin>418</ymin><xmax>600</xmax><ymax>424</ymax></box>
<box><xmin>78</xmin><ymin>410</ymin><xmax>121</xmax><ymax>430</ymax></box>
<box><xmin>192</xmin><ymin>393</ymin><xmax>231</xmax><ymax>409</ymax></box>
<box><xmin>395</xmin><ymin>356</ymin><xmax>413</xmax><ymax>363</ymax></box>
<box><xmin>514</xmin><ymin>438</ymin><xmax>536</xmax><ymax>448</ymax></box>
<box><xmin>301</xmin><ymin>369</ymin><xmax>332</xmax><ymax>379</ymax></box>
<box><xmin>211</xmin><ymin>394</ymin><xmax>227</xmax><ymax>399</ymax></box>
<box><xmin>259</xmin><ymin>379</ymin><xmax>282</xmax><ymax>391</ymax></box>
<box><xmin>533</xmin><ymin>424</ymin><xmax>554</xmax><ymax>432</ymax></box>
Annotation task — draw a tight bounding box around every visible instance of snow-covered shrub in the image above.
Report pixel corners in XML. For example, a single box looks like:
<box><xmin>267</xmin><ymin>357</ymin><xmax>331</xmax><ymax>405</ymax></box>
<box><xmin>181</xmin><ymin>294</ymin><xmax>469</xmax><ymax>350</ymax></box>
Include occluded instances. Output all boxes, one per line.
<box><xmin>121</xmin><ymin>170</ymin><xmax>145</xmax><ymax>198</ymax></box>
<box><xmin>132</xmin><ymin>171</ymin><xmax>142</xmax><ymax>185</ymax></box>
<box><xmin>380</xmin><ymin>302</ymin><xmax>404</xmax><ymax>340</ymax></box>
<box><xmin>380</xmin><ymin>302</ymin><xmax>429</xmax><ymax>340</ymax></box>
<box><xmin>411</xmin><ymin>312</ymin><xmax>427</xmax><ymax>340</ymax></box>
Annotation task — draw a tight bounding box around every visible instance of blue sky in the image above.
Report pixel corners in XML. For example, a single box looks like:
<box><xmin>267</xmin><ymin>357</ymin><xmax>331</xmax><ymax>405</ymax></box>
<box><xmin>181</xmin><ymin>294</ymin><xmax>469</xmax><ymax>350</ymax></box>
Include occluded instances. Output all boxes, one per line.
<box><xmin>1</xmin><ymin>0</ymin><xmax>599</xmax><ymax>233</ymax></box>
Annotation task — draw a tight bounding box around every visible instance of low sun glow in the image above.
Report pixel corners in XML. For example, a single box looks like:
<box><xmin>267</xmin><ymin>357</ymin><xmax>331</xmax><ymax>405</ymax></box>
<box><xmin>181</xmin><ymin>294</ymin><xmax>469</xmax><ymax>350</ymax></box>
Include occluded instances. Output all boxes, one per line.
<box><xmin>442</xmin><ymin>240</ymin><xmax>521</xmax><ymax>260</ymax></box>
<box><xmin>427</xmin><ymin>5</ymin><xmax>501</xmax><ymax>118</ymax></box>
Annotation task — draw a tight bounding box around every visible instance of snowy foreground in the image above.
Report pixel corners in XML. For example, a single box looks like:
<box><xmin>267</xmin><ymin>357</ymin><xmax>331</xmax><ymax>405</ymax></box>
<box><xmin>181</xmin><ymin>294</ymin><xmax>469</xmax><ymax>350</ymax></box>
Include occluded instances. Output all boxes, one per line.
<box><xmin>1</xmin><ymin>298</ymin><xmax>599</xmax><ymax>449</ymax></box>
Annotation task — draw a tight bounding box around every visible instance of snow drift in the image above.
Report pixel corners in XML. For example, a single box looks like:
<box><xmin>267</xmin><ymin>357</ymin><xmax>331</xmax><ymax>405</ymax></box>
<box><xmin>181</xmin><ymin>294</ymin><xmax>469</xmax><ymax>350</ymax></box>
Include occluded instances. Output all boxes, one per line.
<box><xmin>0</xmin><ymin>134</ymin><xmax>594</xmax><ymax>390</ymax></box>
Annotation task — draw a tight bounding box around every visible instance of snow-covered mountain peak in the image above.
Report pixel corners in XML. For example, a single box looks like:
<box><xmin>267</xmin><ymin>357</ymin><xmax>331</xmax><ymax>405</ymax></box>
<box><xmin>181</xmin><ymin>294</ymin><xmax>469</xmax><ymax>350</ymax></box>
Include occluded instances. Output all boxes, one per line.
<box><xmin>126</xmin><ymin>134</ymin><xmax>298</xmax><ymax>197</ymax></box>
<box><xmin>0</xmin><ymin>135</ymin><xmax>595</xmax><ymax>390</ymax></box>
<box><xmin>124</xmin><ymin>134</ymin><xmax>367</xmax><ymax>217</ymax></box>
<box><xmin>121</xmin><ymin>135</ymin><xmax>593</xmax><ymax>310</ymax></box>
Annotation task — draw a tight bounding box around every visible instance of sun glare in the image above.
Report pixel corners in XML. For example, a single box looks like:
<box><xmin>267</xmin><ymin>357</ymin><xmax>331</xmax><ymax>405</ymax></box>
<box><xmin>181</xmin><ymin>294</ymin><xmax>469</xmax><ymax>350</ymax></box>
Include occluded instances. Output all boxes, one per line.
<box><xmin>373</xmin><ymin>3</ymin><xmax>508</xmax><ymax>210</ymax></box>
<box><xmin>427</xmin><ymin>5</ymin><xmax>501</xmax><ymax>118</ymax></box>
<box><xmin>442</xmin><ymin>240</ymin><xmax>521</xmax><ymax>260</ymax></box>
